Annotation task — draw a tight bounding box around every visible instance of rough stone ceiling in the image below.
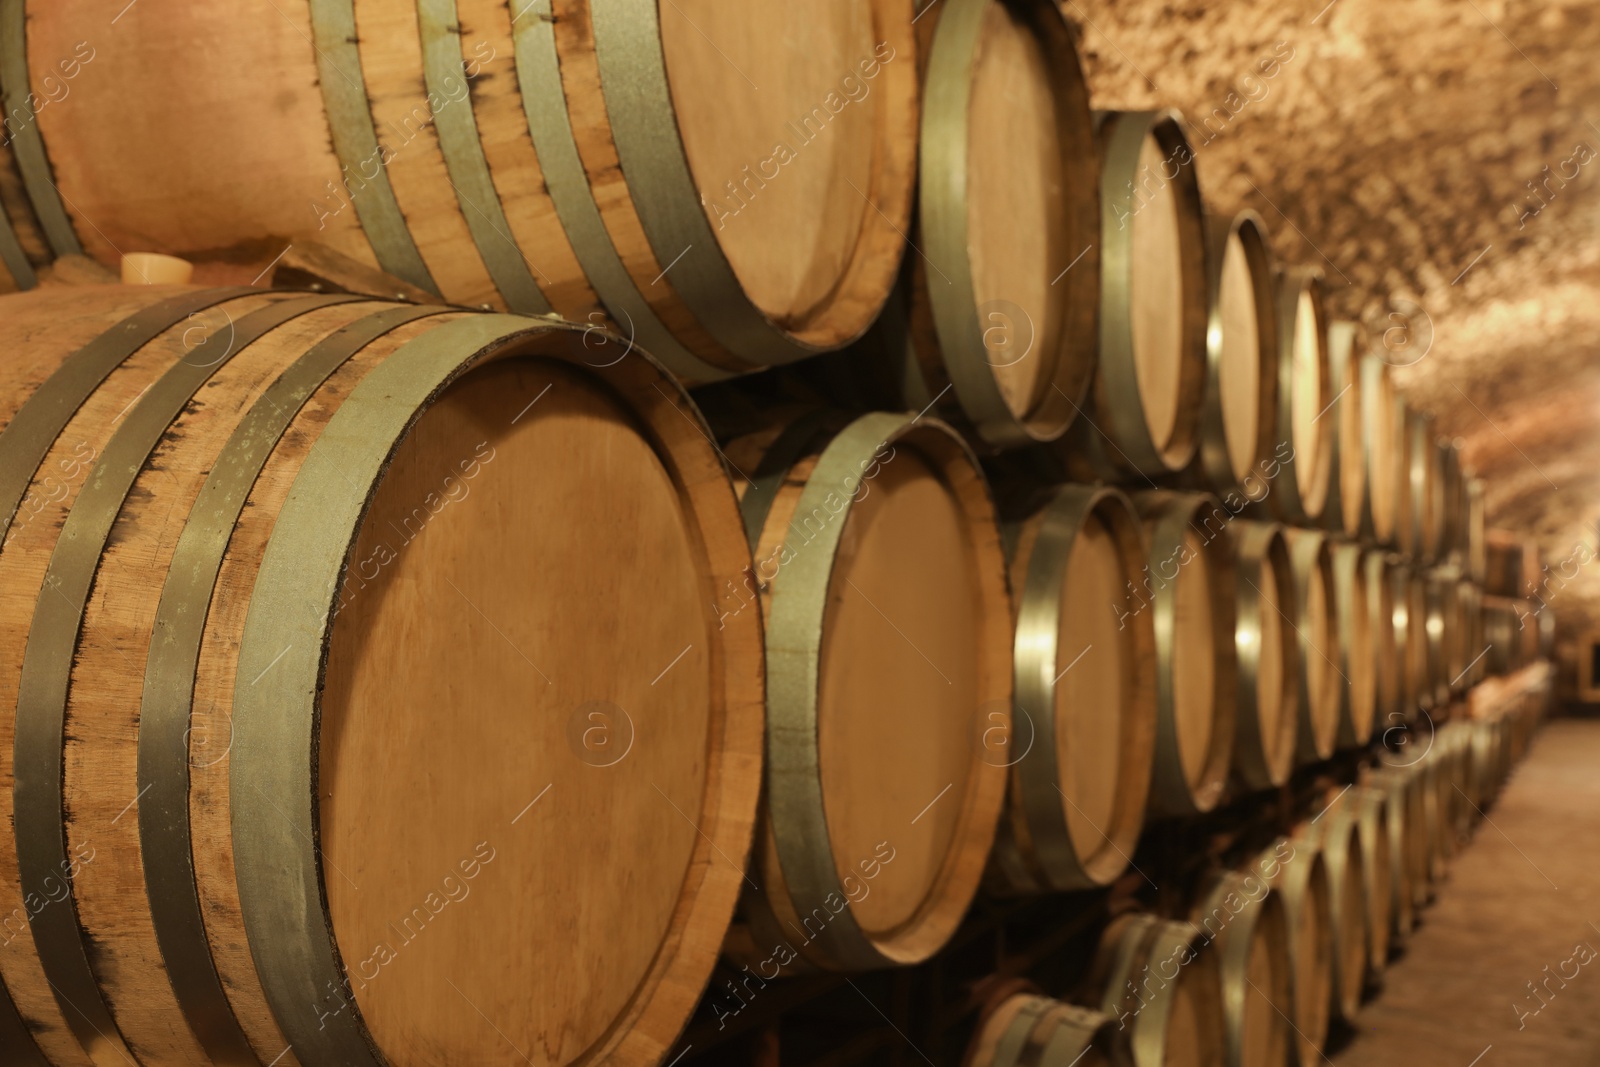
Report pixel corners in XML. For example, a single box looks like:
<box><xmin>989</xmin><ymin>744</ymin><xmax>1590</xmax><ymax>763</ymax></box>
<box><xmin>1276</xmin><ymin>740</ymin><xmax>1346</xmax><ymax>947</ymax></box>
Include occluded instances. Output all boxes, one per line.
<box><xmin>1059</xmin><ymin>0</ymin><xmax>1600</xmax><ymax>635</ymax></box>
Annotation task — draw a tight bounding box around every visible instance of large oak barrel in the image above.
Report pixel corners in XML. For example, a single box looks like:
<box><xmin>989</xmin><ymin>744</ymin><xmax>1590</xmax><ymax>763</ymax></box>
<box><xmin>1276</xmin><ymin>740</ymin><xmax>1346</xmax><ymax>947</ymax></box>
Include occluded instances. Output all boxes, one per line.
<box><xmin>1438</xmin><ymin>439</ymin><xmax>1467</xmax><ymax>558</ymax></box>
<box><xmin>724</xmin><ymin>411</ymin><xmax>1010</xmax><ymax>968</ymax></box>
<box><xmin>1189</xmin><ymin>212</ymin><xmax>1278</xmax><ymax>503</ymax></box>
<box><xmin>1369</xmin><ymin>775</ymin><xmax>1418</xmax><ymax>946</ymax></box>
<box><xmin>1077</xmin><ymin>109</ymin><xmax>1206</xmax><ymax>477</ymax></box>
<box><xmin>1310</xmin><ymin>798</ymin><xmax>1368</xmax><ymax>1023</ymax></box>
<box><xmin>966</xmin><ymin>994</ymin><xmax>1127</xmax><ymax>1067</ymax></box>
<box><xmin>1231</xmin><ymin>523</ymin><xmax>1299</xmax><ymax>789</ymax></box>
<box><xmin>1086</xmin><ymin>915</ymin><xmax>1226</xmax><ymax>1067</ymax></box>
<box><xmin>1466</xmin><ymin>477</ymin><xmax>1487</xmax><ymax>583</ymax></box>
<box><xmin>1131</xmin><ymin>491</ymin><xmax>1237</xmax><ymax>817</ymax></box>
<box><xmin>1389</xmin><ymin>396</ymin><xmax>1414</xmax><ymax>555</ymax></box>
<box><xmin>1482</xmin><ymin>594</ymin><xmax>1524</xmax><ymax>676</ymax></box>
<box><xmin>1320</xmin><ymin>321</ymin><xmax>1369</xmax><ymax>538</ymax></box>
<box><xmin>911</xmin><ymin>0</ymin><xmax>1098</xmax><ymax>448</ymax></box>
<box><xmin>1267</xmin><ymin>835</ymin><xmax>1332</xmax><ymax>1067</ymax></box>
<box><xmin>4</xmin><ymin>0</ymin><xmax>920</xmax><ymax>380</ymax></box>
<box><xmin>1284</xmin><ymin>529</ymin><xmax>1340</xmax><ymax>764</ymax></box>
<box><xmin>1424</xmin><ymin>570</ymin><xmax>1458</xmax><ymax>707</ymax></box>
<box><xmin>1358</xmin><ymin>355</ymin><xmax>1400</xmax><ymax>544</ymax></box>
<box><xmin>0</xmin><ymin>285</ymin><xmax>763</xmax><ymax>1067</ymax></box>
<box><xmin>1397</xmin><ymin>564</ymin><xmax>1433</xmax><ymax>714</ymax></box>
<box><xmin>1261</xmin><ymin>269</ymin><xmax>1331</xmax><ymax>526</ymax></box>
<box><xmin>1330</xmin><ymin>543</ymin><xmax>1378</xmax><ymax>748</ymax></box>
<box><xmin>991</xmin><ymin>486</ymin><xmax>1155</xmax><ymax>891</ymax></box>
<box><xmin>1190</xmin><ymin>865</ymin><xmax>1291</xmax><ymax>1067</ymax></box>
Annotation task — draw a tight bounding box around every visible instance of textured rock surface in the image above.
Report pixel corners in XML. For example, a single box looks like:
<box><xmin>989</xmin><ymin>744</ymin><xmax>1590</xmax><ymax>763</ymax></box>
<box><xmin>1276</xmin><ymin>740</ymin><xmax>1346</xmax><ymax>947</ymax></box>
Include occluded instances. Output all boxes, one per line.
<box><xmin>1059</xmin><ymin>0</ymin><xmax>1600</xmax><ymax>638</ymax></box>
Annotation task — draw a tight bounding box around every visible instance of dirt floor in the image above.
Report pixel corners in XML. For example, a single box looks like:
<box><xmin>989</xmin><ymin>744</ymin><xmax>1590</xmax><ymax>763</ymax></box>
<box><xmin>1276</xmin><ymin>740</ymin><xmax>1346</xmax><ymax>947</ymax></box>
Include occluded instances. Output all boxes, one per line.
<box><xmin>1336</xmin><ymin>717</ymin><xmax>1600</xmax><ymax>1066</ymax></box>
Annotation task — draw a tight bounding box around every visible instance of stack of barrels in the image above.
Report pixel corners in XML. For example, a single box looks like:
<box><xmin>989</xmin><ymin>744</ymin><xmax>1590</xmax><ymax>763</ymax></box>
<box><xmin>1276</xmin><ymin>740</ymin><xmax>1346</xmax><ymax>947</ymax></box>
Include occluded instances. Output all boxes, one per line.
<box><xmin>0</xmin><ymin>2</ymin><xmax>1553</xmax><ymax>1066</ymax></box>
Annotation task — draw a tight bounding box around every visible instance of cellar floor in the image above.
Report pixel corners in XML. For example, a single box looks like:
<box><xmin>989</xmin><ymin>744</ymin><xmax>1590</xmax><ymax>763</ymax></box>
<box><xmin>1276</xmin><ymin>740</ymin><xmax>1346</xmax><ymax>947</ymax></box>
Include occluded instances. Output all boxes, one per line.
<box><xmin>1336</xmin><ymin>717</ymin><xmax>1600</xmax><ymax>1067</ymax></box>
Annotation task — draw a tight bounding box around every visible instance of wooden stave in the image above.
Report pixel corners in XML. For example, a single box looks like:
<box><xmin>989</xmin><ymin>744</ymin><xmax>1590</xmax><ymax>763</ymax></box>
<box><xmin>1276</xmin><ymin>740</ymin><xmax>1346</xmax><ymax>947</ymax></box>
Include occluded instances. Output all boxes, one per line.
<box><xmin>0</xmin><ymin>287</ymin><xmax>765</xmax><ymax>1067</ymax></box>
<box><xmin>8</xmin><ymin>0</ymin><xmax>921</xmax><ymax>379</ymax></box>
<box><xmin>1190</xmin><ymin>868</ymin><xmax>1291</xmax><ymax>1067</ymax></box>
<box><xmin>1189</xmin><ymin>211</ymin><xmax>1279</xmax><ymax>502</ymax></box>
<box><xmin>1320</xmin><ymin>322</ymin><xmax>1370</xmax><ymax>539</ymax></box>
<box><xmin>1259</xmin><ymin>268</ymin><xmax>1332</xmax><ymax>527</ymax></box>
<box><xmin>1087</xmin><ymin>109</ymin><xmax>1208</xmax><ymax>477</ymax></box>
<box><xmin>1283</xmin><ymin>528</ymin><xmax>1341</xmax><ymax>764</ymax></box>
<box><xmin>1357</xmin><ymin>356</ymin><xmax>1398</xmax><ymax>546</ymax></box>
<box><xmin>1131</xmin><ymin>490</ymin><xmax>1238</xmax><ymax>818</ymax></box>
<box><xmin>994</xmin><ymin>485</ymin><xmax>1156</xmax><ymax>892</ymax></box>
<box><xmin>914</xmin><ymin>0</ymin><xmax>1099</xmax><ymax>449</ymax></box>
<box><xmin>1231</xmin><ymin>522</ymin><xmax>1300</xmax><ymax>790</ymax></box>
<box><xmin>1268</xmin><ymin>836</ymin><xmax>1332</xmax><ymax>1067</ymax></box>
<box><xmin>730</xmin><ymin>411</ymin><xmax>1011</xmax><ymax>970</ymax></box>
<box><xmin>1309</xmin><ymin>802</ymin><xmax>1368</xmax><ymax>1024</ymax></box>
<box><xmin>1087</xmin><ymin>914</ymin><xmax>1227</xmax><ymax>1067</ymax></box>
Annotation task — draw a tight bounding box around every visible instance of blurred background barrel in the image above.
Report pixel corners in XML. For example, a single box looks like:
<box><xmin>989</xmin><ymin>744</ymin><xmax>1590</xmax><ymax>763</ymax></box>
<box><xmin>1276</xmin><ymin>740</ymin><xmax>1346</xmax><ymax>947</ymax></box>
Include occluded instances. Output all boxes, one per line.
<box><xmin>1232</xmin><ymin>523</ymin><xmax>1300</xmax><ymax>788</ymax></box>
<box><xmin>1262</xmin><ymin>268</ymin><xmax>1331</xmax><ymax>526</ymax></box>
<box><xmin>1285</xmin><ymin>529</ymin><xmax>1340</xmax><ymax>764</ymax></box>
<box><xmin>1321</xmin><ymin>320</ymin><xmax>1369</xmax><ymax>538</ymax></box>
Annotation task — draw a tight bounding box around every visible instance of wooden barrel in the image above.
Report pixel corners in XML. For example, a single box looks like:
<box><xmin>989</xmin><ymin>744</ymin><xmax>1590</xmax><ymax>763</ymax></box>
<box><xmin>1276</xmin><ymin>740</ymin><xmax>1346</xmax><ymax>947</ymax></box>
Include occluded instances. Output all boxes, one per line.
<box><xmin>1083</xmin><ymin>109</ymin><xmax>1207</xmax><ymax>476</ymax></box>
<box><xmin>1483</xmin><ymin>531</ymin><xmax>1527</xmax><ymax>597</ymax></box>
<box><xmin>1284</xmin><ymin>529</ymin><xmax>1340</xmax><ymax>764</ymax></box>
<box><xmin>1388</xmin><ymin>396</ymin><xmax>1411</xmax><ymax>555</ymax></box>
<box><xmin>1352</xmin><ymin>787</ymin><xmax>1394</xmax><ymax>979</ymax></box>
<box><xmin>725</xmin><ymin>411</ymin><xmax>1010</xmax><ymax>967</ymax></box>
<box><xmin>1410</xmin><ymin>757</ymin><xmax>1444</xmax><ymax>894</ymax></box>
<box><xmin>1190</xmin><ymin>868</ymin><xmax>1291</xmax><ymax>1067</ymax></box>
<box><xmin>966</xmin><ymin>994</ymin><xmax>1128</xmax><ymax>1067</ymax></box>
<box><xmin>991</xmin><ymin>486</ymin><xmax>1155</xmax><ymax>891</ymax></box>
<box><xmin>912</xmin><ymin>0</ymin><xmax>1098</xmax><ymax>448</ymax></box>
<box><xmin>0</xmin><ymin>285</ymin><xmax>763</xmax><ymax>1067</ymax></box>
<box><xmin>1190</xmin><ymin>212</ymin><xmax>1278</xmax><ymax>503</ymax></box>
<box><xmin>1320</xmin><ymin>321</ymin><xmax>1369</xmax><ymax>538</ymax></box>
<box><xmin>1261</xmin><ymin>268</ymin><xmax>1332</xmax><ymax>526</ymax></box>
<box><xmin>1266</xmin><ymin>835</ymin><xmax>1332</xmax><ymax>1067</ymax></box>
<box><xmin>4</xmin><ymin>1</ymin><xmax>920</xmax><ymax>378</ymax></box>
<box><xmin>1311</xmin><ymin>798</ymin><xmax>1368</xmax><ymax>1023</ymax></box>
<box><xmin>1425</xmin><ymin>570</ymin><xmax>1459</xmax><ymax>707</ymax></box>
<box><xmin>1131</xmin><ymin>491</ymin><xmax>1237</xmax><ymax>817</ymax></box>
<box><xmin>1231</xmin><ymin>523</ymin><xmax>1299</xmax><ymax>789</ymax></box>
<box><xmin>1406</xmin><ymin>411</ymin><xmax>1444</xmax><ymax>564</ymax></box>
<box><xmin>1457</xmin><ymin>580</ymin><xmax>1485</xmax><ymax>690</ymax></box>
<box><xmin>1466</xmin><ymin>478</ymin><xmax>1487</xmax><ymax>583</ymax></box>
<box><xmin>1358</xmin><ymin>356</ymin><xmax>1400</xmax><ymax>545</ymax></box>
<box><xmin>1087</xmin><ymin>914</ymin><xmax>1227</xmax><ymax>1067</ymax></box>
<box><xmin>1329</xmin><ymin>542</ymin><xmax>1377</xmax><ymax>748</ymax></box>
<box><xmin>1363</xmin><ymin>551</ymin><xmax>1402</xmax><ymax>737</ymax></box>
<box><xmin>1370</xmin><ymin>776</ymin><xmax>1417</xmax><ymax>945</ymax></box>
<box><xmin>1395</xmin><ymin>564</ymin><xmax>1433</xmax><ymax>714</ymax></box>
<box><xmin>1438</xmin><ymin>439</ymin><xmax>1466</xmax><ymax>558</ymax></box>
<box><xmin>1482</xmin><ymin>595</ymin><xmax>1524</xmax><ymax>676</ymax></box>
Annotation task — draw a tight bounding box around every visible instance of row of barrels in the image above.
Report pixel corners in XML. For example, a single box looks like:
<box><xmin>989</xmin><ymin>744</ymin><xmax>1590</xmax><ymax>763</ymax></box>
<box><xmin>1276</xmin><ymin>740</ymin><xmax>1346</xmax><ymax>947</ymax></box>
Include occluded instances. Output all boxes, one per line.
<box><xmin>967</xmin><ymin>679</ymin><xmax>1548</xmax><ymax>1067</ymax></box>
<box><xmin>0</xmin><ymin>0</ymin><xmax>1490</xmax><ymax>556</ymax></box>
<box><xmin>0</xmin><ymin>276</ymin><xmax>1548</xmax><ymax>1066</ymax></box>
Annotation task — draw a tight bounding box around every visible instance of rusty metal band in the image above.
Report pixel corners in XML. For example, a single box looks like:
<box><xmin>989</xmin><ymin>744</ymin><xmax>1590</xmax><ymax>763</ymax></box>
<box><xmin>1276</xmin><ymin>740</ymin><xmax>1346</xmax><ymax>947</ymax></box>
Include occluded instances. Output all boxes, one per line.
<box><xmin>1133</xmin><ymin>490</ymin><xmax>1237</xmax><ymax>817</ymax></box>
<box><xmin>416</xmin><ymin>0</ymin><xmax>547</xmax><ymax>314</ymax></box>
<box><xmin>735</xmin><ymin>409</ymin><xmax>836</xmax><ymax>548</ymax></box>
<box><xmin>508</xmin><ymin>2</ymin><xmax>730</xmax><ymax>383</ymax></box>
<box><xmin>1269</xmin><ymin>266</ymin><xmax>1332</xmax><ymax>525</ymax></box>
<box><xmin>1011</xmin><ymin>485</ymin><xmax>1152</xmax><ymax>887</ymax></box>
<box><xmin>919</xmin><ymin>0</ymin><xmax>1094</xmax><ymax>448</ymax></box>
<box><xmin>761</xmin><ymin>413</ymin><xmax>938</xmax><ymax>968</ymax></box>
<box><xmin>1233</xmin><ymin>522</ymin><xmax>1298</xmax><ymax>789</ymax></box>
<box><xmin>308</xmin><ymin>0</ymin><xmax>439</xmax><ymax>294</ymax></box>
<box><xmin>1331</xmin><ymin>543</ymin><xmax>1376</xmax><ymax>748</ymax></box>
<box><xmin>231</xmin><ymin>313</ymin><xmax>603</xmax><ymax>1065</ymax></box>
<box><xmin>585</xmin><ymin>0</ymin><xmax>818</xmax><ymax>368</ymax></box>
<box><xmin>13</xmin><ymin>293</ymin><xmax>347</xmax><ymax>1066</ymax></box>
<box><xmin>137</xmin><ymin>302</ymin><xmax>443</xmax><ymax>1067</ymax></box>
<box><xmin>1321</xmin><ymin>320</ymin><xmax>1370</xmax><ymax>537</ymax></box>
<box><xmin>1093</xmin><ymin>109</ymin><xmax>1206</xmax><ymax>475</ymax></box>
<box><xmin>1194</xmin><ymin>211</ymin><xmax>1277</xmax><ymax>499</ymax></box>
<box><xmin>0</xmin><ymin>195</ymin><xmax>34</xmax><ymax>288</ymax></box>
<box><xmin>0</xmin><ymin>0</ymin><xmax>79</xmax><ymax>256</ymax></box>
